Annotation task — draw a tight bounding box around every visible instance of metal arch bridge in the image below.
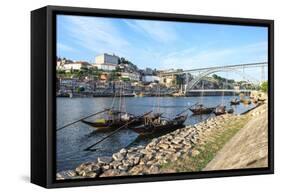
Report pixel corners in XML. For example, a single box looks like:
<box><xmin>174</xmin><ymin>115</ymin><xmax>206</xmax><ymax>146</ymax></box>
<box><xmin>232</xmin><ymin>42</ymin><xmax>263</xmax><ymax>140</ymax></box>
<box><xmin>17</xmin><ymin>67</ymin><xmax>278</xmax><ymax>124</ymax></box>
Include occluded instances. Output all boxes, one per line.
<box><xmin>159</xmin><ymin>62</ymin><xmax>267</xmax><ymax>92</ymax></box>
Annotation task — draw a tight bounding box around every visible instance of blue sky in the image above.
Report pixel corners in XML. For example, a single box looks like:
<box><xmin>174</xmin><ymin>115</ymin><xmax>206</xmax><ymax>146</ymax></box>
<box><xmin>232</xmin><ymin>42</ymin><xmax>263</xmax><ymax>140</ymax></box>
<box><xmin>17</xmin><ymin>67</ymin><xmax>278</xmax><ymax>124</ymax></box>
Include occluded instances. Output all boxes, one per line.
<box><xmin>57</xmin><ymin>15</ymin><xmax>268</xmax><ymax>81</ymax></box>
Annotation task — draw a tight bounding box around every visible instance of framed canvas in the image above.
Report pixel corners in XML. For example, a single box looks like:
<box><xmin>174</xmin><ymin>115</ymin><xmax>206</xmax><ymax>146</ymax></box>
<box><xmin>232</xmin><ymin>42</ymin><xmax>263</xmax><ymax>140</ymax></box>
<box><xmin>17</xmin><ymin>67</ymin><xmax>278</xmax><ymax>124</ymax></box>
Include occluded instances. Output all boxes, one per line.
<box><xmin>31</xmin><ymin>5</ymin><xmax>274</xmax><ymax>188</ymax></box>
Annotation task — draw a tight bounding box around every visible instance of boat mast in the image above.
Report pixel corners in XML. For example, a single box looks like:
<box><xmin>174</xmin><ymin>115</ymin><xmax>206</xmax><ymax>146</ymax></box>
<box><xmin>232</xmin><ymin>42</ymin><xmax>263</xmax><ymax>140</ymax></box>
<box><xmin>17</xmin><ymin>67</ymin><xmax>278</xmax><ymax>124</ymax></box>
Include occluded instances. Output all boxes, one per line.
<box><xmin>122</xmin><ymin>83</ymin><xmax>126</xmax><ymax>113</ymax></box>
<box><xmin>200</xmin><ymin>80</ymin><xmax>204</xmax><ymax>105</ymax></box>
<box><xmin>221</xmin><ymin>82</ymin><xmax>225</xmax><ymax>105</ymax></box>
<box><xmin>157</xmin><ymin>84</ymin><xmax>161</xmax><ymax>113</ymax></box>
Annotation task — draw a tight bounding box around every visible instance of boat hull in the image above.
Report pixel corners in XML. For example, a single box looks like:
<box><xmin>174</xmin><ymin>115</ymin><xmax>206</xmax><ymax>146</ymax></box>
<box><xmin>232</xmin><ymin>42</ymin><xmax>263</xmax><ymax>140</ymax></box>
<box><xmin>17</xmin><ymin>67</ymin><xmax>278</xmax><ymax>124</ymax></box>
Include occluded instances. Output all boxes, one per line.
<box><xmin>214</xmin><ymin>106</ymin><xmax>226</xmax><ymax>116</ymax></box>
<box><xmin>230</xmin><ymin>101</ymin><xmax>240</xmax><ymax>105</ymax></box>
<box><xmin>189</xmin><ymin>107</ymin><xmax>215</xmax><ymax>115</ymax></box>
<box><xmin>81</xmin><ymin>118</ymin><xmax>143</xmax><ymax>131</ymax></box>
<box><xmin>132</xmin><ymin>115</ymin><xmax>187</xmax><ymax>137</ymax></box>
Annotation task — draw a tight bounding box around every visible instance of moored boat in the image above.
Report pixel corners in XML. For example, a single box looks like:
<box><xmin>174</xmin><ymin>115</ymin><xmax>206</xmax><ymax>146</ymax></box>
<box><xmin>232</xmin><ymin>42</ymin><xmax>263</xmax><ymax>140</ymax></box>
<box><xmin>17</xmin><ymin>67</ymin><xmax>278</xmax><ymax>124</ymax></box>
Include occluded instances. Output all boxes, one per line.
<box><xmin>82</xmin><ymin>83</ymin><xmax>144</xmax><ymax>131</ymax></box>
<box><xmin>213</xmin><ymin>105</ymin><xmax>226</xmax><ymax>116</ymax></box>
<box><xmin>189</xmin><ymin>104</ymin><xmax>216</xmax><ymax>115</ymax></box>
<box><xmin>82</xmin><ymin>109</ymin><xmax>143</xmax><ymax>131</ymax></box>
<box><xmin>230</xmin><ymin>98</ymin><xmax>240</xmax><ymax>105</ymax></box>
<box><xmin>131</xmin><ymin>114</ymin><xmax>187</xmax><ymax>137</ymax></box>
<box><xmin>227</xmin><ymin>107</ymin><xmax>234</xmax><ymax>114</ymax></box>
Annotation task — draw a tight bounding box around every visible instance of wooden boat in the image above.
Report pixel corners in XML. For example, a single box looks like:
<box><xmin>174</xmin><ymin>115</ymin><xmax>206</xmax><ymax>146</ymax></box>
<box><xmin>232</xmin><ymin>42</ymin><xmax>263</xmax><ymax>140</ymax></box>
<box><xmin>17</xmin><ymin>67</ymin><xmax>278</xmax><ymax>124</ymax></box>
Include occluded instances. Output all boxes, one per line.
<box><xmin>189</xmin><ymin>104</ymin><xmax>216</xmax><ymax>115</ymax></box>
<box><xmin>227</xmin><ymin>108</ymin><xmax>234</xmax><ymax>114</ymax></box>
<box><xmin>230</xmin><ymin>98</ymin><xmax>240</xmax><ymax>105</ymax></box>
<box><xmin>213</xmin><ymin>105</ymin><xmax>226</xmax><ymax>116</ymax></box>
<box><xmin>131</xmin><ymin>114</ymin><xmax>188</xmax><ymax>136</ymax></box>
<box><xmin>82</xmin><ymin>110</ymin><xmax>144</xmax><ymax>131</ymax></box>
<box><xmin>257</xmin><ymin>98</ymin><xmax>266</xmax><ymax>102</ymax></box>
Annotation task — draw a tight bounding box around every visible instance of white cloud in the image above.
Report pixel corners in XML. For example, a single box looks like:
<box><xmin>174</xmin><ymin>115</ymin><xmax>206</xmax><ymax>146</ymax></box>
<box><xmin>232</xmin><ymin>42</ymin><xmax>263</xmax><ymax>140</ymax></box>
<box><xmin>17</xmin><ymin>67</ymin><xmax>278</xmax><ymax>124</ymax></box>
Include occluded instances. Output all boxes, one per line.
<box><xmin>124</xmin><ymin>19</ymin><xmax>178</xmax><ymax>43</ymax></box>
<box><xmin>159</xmin><ymin>41</ymin><xmax>268</xmax><ymax>70</ymax></box>
<box><xmin>57</xmin><ymin>42</ymin><xmax>76</xmax><ymax>53</ymax></box>
<box><xmin>62</xmin><ymin>16</ymin><xmax>131</xmax><ymax>57</ymax></box>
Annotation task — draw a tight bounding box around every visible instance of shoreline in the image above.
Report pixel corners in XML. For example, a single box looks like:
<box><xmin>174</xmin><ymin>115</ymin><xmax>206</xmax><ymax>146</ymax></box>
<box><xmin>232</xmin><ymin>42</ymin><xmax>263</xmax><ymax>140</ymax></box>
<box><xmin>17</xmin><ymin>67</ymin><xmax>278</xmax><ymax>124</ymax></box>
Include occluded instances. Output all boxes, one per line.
<box><xmin>57</xmin><ymin>102</ymin><xmax>266</xmax><ymax>180</ymax></box>
<box><xmin>57</xmin><ymin>93</ymin><xmax>250</xmax><ymax>98</ymax></box>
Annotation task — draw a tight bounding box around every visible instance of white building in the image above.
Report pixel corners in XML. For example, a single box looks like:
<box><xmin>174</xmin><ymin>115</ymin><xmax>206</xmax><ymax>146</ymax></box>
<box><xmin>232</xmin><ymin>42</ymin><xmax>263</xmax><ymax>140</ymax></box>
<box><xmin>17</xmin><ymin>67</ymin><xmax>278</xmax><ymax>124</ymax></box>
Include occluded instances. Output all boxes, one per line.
<box><xmin>93</xmin><ymin>53</ymin><xmax>119</xmax><ymax>71</ymax></box>
<box><xmin>62</xmin><ymin>62</ymin><xmax>91</xmax><ymax>72</ymax></box>
<box><xmin>121</xmin><ymin>72</ymin><xmax>140</xmax><ymax>81</ymax></box>
<box><xmin>94</xmin><ymin>63</ymin><xmax>116</xmax><ymax>71</ymax></box>
<box><xmin>142</xmin><ymin>75</ymin><xmax>160</xmax><ymax>83</ymax></box>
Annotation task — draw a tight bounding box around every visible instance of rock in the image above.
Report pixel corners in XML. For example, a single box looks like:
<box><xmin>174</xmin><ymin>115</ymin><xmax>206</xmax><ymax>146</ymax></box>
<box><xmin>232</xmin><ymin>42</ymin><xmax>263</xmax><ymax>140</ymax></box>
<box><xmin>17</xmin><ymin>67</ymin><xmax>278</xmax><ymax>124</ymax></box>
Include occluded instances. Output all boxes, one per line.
<box><xmin>139</xmin><ymin>149</ymin><xmax>147</xmax><ymax>155</ymax></box>
<box><xmin>91</xmin><ymin>164</ymin><xmax>101</xmax><ymax>173</ymax></box>
<box><xmin>98</xmin><ymin>156</ymin><xmax>112</xmax><ymax>164</ymax></box>
<box><xmin>146</xmin><ymin>153</ymin><xmax>156</xmax><ymax>160</ymax></box>
<box><xmin>118</xmin><ymin>165</ymin><xmax>129</xmax><ymax>171</ymax></box>
<box><xmin>110</xmin><ymin>160</ymin><xmax>122</xmax><ymax>169</ymax></box>
<box><xmin>139</xmin><ymin>156</ymin><xmax>150</xmax><ymax>165</ymax></box>
<box><xmin>166</xmin><ymin>135</ymin><xmax>173</xmax><ymax>140</ymax></box>
<box><xmin>123</xmin><ymin>159</ymin><xmax>134</xmax><ymax>168</ymax></box>
<box><xmin>75</xmin><ymin>162</ymin><xmax>89</xmax><ymax>173</ymax></box>
<box><xmin>112</xmin><ymin>152</ymin><xmax>125</xmax><ymax>161</ymax></box>
<box><xmin>137</xmin><ymin>145</ymin><xmax>145</xmax><ymax>149</ymax></box>
<box><xmin>189</xmin><ymin>149</ymin><xmax>200</xmax><ymax>157</ymax></box>
<box><xmin>182</xmin><ymin>139</ymin><xmax>190</xmax><ymax>145</ymax></box>
<box><xmin>183</xmin><ymin>144</ymin><xmax>192</xmax><ymax>150</ymax></box>
<box><xmin>101</xmin><ymin>165</ymin><xmax>111</xmax><ymax>171</ymax></box>
<box><xmin>149</xmin><ymin>165</ymin><xmax>160</xmax><ymax>174</ymax></box>
<box><xmin>146</xmin><ymin>138</ymin><xmax>159</xmax><ymax>148</ymax></box>
<box><xmin>158</xmin><ymin>143</ymin><xmax>170</xmax><ymax>149</ymax></box>
<box><xmin>190</xmin><ymin>138</ymin><xmax>197</xmax><ymax>145</ymax></box>
<box><xmin>127</xmin><ymin>147</ymin><xmax>139</xmax><ymax>153</ymax></box>
<box><xmin>146</xmin><ymin>160</ymin><xmax>155</xmax><ymax>166</ymax></box>
<box><xmin>167</xmin><ymin>148</ymin><xmax>177</xmax><ymax>153</ymax></box>
<box><xmin>133</xmin><ymin>156</ymin><xmax>141</xmax><ymax>165</ymax></box>
<box><xmin>56</xmin><ymin>170</ymin><xmax>77</xmax><ymax>180</ymax></box>
<box><xmin>155</xmin><ymin>153</ymin><xmax>165</xmax><ymax>160</ymax></box>
<box><xmin>100</xmin><ymin>169</ymin><xmax>121</xmax><ymax>177</ymax></box>
<box><xmin>77</xmin><ymin>163</ymin><xmax>101</xmax><ymax>177</ymax></box>
<box><xmin>75</xmin><ymin>162</ymin><xmax>97</xmax><ymax>176</ymax></box>
<box><xmin>129</xmin><ymin>164</ymin><xmax>148</xmax><ymax>175</ymax></box>
<box><xmin>127</xmin><ymin>152</ymin><xmax>143</xmax><ymax>160</ymax></box>
<box><xmin>86</xmin><ymin>172</ymin><xmax>98</xmax><ymax>178</ymax></box>
<box><xmin>171</xmin><ymin>138</ymin><xmax>182</xmax><ymax>145</ymax></box>
<box><xmin>119</xmin><ymin>148</ymin><xmax>127</xmax><ymax>155</ymax></box>
<box><xmin>171</xmin><ymin>144</ymin><xmax>183</xmax><ymax>151</ymax></box>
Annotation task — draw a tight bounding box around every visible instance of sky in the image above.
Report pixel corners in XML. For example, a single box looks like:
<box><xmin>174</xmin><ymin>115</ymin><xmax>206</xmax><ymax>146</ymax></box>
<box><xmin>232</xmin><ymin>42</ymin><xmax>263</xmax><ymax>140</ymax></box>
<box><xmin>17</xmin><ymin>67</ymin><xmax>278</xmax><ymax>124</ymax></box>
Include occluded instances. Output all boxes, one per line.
<box><xmin>57</xmin><ymin>15</ymin><xmax>268</xmax><ymax>81</ymax></box>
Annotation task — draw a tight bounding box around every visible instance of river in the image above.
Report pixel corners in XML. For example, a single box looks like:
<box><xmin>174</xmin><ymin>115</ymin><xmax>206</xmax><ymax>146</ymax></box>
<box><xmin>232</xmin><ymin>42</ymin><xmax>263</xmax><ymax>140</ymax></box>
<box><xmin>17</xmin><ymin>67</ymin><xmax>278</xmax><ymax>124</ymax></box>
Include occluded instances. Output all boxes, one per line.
<box><xmin>56</xmin><ymin>96</ymin><xmax>255</xmax><ymax>172</ymax></box>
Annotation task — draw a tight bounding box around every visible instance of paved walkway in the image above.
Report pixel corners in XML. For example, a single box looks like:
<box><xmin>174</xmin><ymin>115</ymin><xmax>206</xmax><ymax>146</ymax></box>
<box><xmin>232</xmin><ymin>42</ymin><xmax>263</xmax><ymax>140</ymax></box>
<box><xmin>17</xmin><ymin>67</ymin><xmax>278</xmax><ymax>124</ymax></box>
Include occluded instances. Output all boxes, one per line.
<box><xmin>204</xmin><ymin>104</ymin><xmax>268</xmax><ymax>170</ymax></box>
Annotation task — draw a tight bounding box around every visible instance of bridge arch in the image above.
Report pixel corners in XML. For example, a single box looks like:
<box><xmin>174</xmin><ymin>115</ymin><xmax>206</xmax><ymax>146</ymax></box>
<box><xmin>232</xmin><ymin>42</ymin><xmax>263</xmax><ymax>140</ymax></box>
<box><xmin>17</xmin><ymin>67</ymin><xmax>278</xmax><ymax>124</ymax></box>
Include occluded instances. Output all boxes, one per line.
<box><xmin>186</xmin><ymin>67</ymin><xmax>259</xmax><ymax>91</ymax></box>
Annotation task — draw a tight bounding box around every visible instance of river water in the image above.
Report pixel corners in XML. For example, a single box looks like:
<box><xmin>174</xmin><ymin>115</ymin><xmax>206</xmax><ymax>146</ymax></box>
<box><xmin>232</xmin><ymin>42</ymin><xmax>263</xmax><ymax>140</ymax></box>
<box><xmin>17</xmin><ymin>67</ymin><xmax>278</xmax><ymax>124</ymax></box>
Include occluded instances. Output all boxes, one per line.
<box><xmin>56</xmin><ymin>96</ymin><xmax>255</xmax><ymax>172</ymax></box>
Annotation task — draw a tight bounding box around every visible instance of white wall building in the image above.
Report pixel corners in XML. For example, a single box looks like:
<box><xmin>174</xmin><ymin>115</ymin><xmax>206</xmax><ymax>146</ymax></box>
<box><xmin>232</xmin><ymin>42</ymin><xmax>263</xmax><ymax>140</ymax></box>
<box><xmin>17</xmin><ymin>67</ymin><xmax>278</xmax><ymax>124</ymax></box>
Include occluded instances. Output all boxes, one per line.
<box><xmin>93</xmin><ymin>53</ymin><xmax>119</xmax><ymax>71</ymax></box>
<box><xmin>62</xmin><ymin>62</ymin><xmax>91</xmax><ymax>72</ymax></box>
<box><xmin>121</xmin><ymin>72</ymin><xmax>140</xmax><ymax>81</ymax></box>
<box><xmin>142</xmin><ymin>75</ymin><xmax>160</xmax><ymax>83</ymax></box>
<box><xmin>95</xmin><ymin>53</ymin><xmax>119</xmax><ymax>64</ymax></box>
<box><xmin>93</xmin><ymin>63</ymin><xmax>116</xmax><ymax>71</ymax></box>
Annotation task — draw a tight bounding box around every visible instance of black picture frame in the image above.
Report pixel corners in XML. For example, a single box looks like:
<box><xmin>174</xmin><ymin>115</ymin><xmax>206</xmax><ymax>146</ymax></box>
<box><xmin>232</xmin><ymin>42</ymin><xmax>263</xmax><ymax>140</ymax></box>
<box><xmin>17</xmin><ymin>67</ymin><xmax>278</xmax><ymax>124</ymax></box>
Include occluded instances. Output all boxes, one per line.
<box><xmin>31</xmin><ymin>5</ymin><xmax>274</xmax><ymax>188</ymax></box>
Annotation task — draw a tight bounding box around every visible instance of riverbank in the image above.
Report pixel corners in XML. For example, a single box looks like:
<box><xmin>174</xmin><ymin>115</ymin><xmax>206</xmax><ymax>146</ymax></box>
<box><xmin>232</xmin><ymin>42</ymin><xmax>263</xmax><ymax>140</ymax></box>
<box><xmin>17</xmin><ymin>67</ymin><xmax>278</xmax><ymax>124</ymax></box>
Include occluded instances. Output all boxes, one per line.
<box><xmin>204</xmin><ymin>103</ymin><xmax>268</xmax><ymax>170</ymax></box>
<box><xmin>57</xmin><ymin>91</ymin><xmax>252</xmax><ymax>98</ymax></box>
<box><xmin>57</xmin><ymin>103</ymin><xmax>267</xmax><ymax>180</ymax></box>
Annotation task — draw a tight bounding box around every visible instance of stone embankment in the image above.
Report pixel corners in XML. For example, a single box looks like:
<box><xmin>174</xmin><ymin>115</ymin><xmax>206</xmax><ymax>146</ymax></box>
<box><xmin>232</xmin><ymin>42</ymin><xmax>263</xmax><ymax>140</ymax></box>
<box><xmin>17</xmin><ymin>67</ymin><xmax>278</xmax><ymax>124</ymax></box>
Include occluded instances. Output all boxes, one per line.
<box><xmin>57</xmin><ymin>103</ymin><xmax>267</xmax><ymax>180</ymax></box>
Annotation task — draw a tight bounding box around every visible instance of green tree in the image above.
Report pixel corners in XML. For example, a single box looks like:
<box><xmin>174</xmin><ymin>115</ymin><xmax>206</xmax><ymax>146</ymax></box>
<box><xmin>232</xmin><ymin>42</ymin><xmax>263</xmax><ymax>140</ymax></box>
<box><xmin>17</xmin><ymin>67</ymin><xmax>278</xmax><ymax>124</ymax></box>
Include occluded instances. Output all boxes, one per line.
<box><xmin>260</xmin><ymin>81</ymin><xmax>268</xmax><ymax>93</ymax></box>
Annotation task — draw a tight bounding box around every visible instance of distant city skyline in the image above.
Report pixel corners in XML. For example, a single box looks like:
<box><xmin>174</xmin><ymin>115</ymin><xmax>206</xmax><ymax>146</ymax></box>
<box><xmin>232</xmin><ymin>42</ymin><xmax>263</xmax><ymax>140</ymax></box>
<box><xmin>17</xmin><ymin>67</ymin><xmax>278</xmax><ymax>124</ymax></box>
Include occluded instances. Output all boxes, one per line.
<box><xmin>57</xmin><ymin>15</ymin><xmax>268</xmax><ymax>81</ymax></box>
